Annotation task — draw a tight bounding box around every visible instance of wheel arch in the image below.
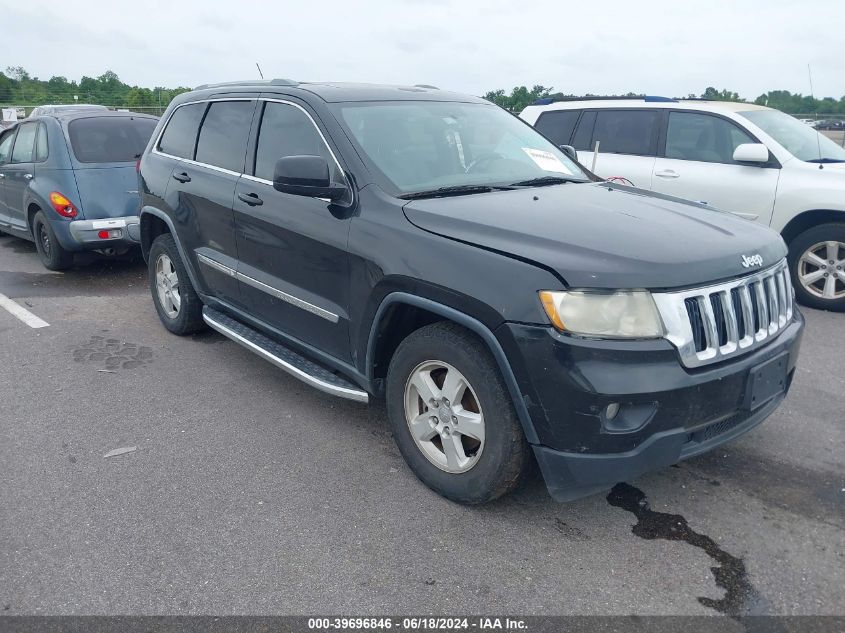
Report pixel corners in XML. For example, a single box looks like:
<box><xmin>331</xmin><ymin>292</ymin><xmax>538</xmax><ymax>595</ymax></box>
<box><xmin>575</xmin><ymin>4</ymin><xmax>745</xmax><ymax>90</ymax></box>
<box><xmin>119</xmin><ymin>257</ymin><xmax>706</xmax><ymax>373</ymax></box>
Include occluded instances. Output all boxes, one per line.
<box><xmin>780</xmin><ymin>209</ymin><xmax>845</xmax><ymax>245</ymax></box>
<box><xmin>365</xmin><ymin>292</ymin><xmax>540</xmax><ymax>444</ymax></box>
<box><xmin>26</xmin><ymin>201</ymin><xmax>42</xmax><ymax>235</ymax></box>
<box><xmin>139</xmin><ymin>207</ymin><xmax>204</xmax><ymax>294</ymax></box>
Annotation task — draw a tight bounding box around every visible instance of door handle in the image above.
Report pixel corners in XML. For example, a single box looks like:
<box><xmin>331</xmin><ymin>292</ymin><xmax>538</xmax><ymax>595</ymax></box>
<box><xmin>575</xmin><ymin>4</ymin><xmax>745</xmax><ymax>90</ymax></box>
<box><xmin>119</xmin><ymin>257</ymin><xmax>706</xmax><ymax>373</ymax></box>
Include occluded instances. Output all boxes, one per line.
<box><xmin>172</xmin><ymin>172</ymin><xmax>191</xmax><ymax>183</ymax></box>
<box><xmin>24</xmin><ymin>173</ymin><xmax>33</xmax><ymax>180</ymax></box>
<box><xmin>0</xmin><ymin>173</ymin><xmax>5</xmax><ymax>179</ymax></box>
<box><xmin>654</xmin><ymin>170</ymin><xmax>679</xmax><ymax>179</ymax></box>
<box><xmin>237</xmin><ymin>192</ymin><xmax>263</xmax><ymax>206</ymax></box>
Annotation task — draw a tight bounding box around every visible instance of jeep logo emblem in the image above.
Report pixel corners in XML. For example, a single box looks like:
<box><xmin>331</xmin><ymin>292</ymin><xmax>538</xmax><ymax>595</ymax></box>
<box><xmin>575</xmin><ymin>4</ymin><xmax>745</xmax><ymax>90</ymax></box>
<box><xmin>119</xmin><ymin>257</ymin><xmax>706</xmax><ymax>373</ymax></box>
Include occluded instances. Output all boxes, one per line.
<box><xmin>741</xmin><ymin>254</ymin><xmax>764</xmax><ymax>268</ymax></box>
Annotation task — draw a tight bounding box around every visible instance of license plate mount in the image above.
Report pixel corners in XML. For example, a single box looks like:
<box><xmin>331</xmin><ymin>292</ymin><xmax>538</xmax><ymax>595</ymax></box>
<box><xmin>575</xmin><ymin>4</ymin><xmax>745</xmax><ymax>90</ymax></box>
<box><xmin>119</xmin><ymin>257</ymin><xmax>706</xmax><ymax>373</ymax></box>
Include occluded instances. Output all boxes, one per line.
<box><xmin>744</xmin><ymin>352</ymin><xmax>789</xmax><ymax>411</ymax></box>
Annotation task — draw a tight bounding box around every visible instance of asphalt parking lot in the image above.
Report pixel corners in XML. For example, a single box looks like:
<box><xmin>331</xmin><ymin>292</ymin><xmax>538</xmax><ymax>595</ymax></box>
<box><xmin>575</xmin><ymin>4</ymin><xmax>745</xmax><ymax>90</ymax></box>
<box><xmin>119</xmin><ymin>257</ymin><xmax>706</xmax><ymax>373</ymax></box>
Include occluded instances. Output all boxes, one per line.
<box><xmin>0</xmin><ymin>233</ymin><xmax>843</xmax><ymax>618</ymax></box>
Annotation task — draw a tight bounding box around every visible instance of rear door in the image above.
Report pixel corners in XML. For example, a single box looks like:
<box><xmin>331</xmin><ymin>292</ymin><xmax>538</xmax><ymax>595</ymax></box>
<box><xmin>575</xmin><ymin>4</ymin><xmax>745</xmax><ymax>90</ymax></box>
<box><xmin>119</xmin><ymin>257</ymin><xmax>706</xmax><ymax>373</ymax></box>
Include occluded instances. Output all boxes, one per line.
<box><xmin>572</xmin><ymin>109</ymin><xmax>660</xmax><ymax>188</ymax></box>
<box><xmin>233</xmin><ymin>98</ymin><xmax>354</xmax><ymax>362</ymax></box>
<box><xmin>157</xmin><ymin>99</ymin><xmax>256</xmax><ymax>308</ymax></box>
<box><xmin>650</xmin><ymin>111</ymin><xmax>780</xmax><ymax>224</ymax></box>
<box><xmin>0</xmin><ymin>128</ymin><xmax>16</xmax><ymax>226</ymax></box>
<box><xmin>3</xmin><ymin>121</ymin><xmax>38</xmax><ymax>231</ymax></box>
<box><xmin>66</xmin><ymin>115</ymin><xmax>158</xmax><ymax>219</ymax></box>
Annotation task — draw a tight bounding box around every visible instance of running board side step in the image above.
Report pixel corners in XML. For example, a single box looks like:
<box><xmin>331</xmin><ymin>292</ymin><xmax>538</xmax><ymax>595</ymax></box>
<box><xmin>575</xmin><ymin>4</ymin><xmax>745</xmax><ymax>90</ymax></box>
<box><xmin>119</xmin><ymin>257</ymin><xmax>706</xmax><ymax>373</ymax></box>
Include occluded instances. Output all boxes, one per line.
<box><xmin>202</xmin><ymin>307</ymin><xmax>369</xmax><ymax>403</ymax></box>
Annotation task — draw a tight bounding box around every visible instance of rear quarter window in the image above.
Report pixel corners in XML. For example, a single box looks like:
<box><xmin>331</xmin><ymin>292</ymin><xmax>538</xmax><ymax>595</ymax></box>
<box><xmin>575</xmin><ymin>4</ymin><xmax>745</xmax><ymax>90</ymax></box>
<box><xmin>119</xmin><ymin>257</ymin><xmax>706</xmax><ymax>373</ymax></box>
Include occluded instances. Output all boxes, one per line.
<box><xmin>68</xmin><ymin>116</ymin><xmax>158</xmax><ymax>163</ymax></box>
<box><xmin>534</xmin><ymin>110</ymin><xmax>581</xmax><ymax>146</ymax></box>
<box><xmin>158</xmin><ymin>103</ymin><xmax>206</xmax><ymax>159</ymax></box>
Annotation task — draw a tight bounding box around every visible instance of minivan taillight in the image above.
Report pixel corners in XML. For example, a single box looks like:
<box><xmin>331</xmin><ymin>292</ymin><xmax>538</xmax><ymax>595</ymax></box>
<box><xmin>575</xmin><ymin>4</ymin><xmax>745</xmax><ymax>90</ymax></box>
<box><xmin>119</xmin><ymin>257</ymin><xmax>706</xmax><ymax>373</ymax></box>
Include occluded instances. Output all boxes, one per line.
<box><xmin>49</xmin><ymin>192</ymin><xmax>78</xmax><ymax>218</ymax></box>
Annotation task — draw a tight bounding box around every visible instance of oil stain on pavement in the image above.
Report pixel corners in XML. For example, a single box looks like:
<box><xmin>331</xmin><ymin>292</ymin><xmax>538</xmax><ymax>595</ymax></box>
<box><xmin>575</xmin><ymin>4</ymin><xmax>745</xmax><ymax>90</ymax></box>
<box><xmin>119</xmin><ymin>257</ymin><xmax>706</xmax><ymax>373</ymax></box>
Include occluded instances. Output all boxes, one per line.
<box><xmin>607</xmin><ymin>482</ymin><xmax>760</xmax><ymax>618</ymax></box>
<box><xmin>69</xmin><ymin>335</ymin><xmax>154</xmax><ymax>370</ymax></box>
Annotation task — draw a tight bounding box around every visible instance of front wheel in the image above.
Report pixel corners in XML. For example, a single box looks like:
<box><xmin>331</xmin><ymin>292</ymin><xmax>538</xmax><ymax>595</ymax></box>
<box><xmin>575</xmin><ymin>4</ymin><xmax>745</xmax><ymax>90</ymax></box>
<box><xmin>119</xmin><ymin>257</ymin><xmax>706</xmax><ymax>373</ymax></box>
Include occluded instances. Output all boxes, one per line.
<box><xmin>386</xmin><ymin>322</ymin><xmax>530</xmax><ymax>504</ymax></box>
<box><xmin>148</xmin><ymin>233</ymin><xmax>206</xmax><ymax>334</ymax></box>
<box><xmin>788</xmin><ymin>223</ymin><xmax>845</xmax><ymax>312</ymax></box>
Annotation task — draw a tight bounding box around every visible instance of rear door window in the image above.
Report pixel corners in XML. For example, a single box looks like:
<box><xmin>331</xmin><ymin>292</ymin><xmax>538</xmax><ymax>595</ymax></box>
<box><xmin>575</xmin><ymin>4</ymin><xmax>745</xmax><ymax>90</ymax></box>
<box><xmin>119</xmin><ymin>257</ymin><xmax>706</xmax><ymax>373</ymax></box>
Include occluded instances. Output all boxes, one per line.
<box><xmin>11</xmin><ymin>122</ymin><xmax>37</xmax><ymax>163</ymax></box>
<box><xmin>68</xmin><ymin>116</ymin><xmax>158</xmax><ymax>163</ymax></box>
<box><xmin>158</xmin><ymin>103</ymin><xmax>206</xmax><ymax>159</ymax></box>
<box><xmin>534</xmin><ymin>110</ymin><xmax>581</xmax><ymax>146</ymax></box>
<box><xmin>195</xmin><ymin>101</ymin><xmax>255</xmax><ymax>173</ymax></box>
<box><xmin>591</xmin><ymin>109</ymin><xmax>660</xmax><ymax>155</ymax></box>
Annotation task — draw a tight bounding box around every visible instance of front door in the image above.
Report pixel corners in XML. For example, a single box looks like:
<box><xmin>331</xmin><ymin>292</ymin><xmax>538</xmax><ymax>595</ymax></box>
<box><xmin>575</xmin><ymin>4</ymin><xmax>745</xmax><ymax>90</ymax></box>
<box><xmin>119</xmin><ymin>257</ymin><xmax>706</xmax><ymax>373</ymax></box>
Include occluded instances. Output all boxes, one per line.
<box><xmin>234</xmin><ymin>99</ymin><xmax>354</xmax><ymax>362</ymax></box>
<box><xmin>650</xmin><ymin>111</ymin><xmax>780</xmax><ymax>224</ymax></box>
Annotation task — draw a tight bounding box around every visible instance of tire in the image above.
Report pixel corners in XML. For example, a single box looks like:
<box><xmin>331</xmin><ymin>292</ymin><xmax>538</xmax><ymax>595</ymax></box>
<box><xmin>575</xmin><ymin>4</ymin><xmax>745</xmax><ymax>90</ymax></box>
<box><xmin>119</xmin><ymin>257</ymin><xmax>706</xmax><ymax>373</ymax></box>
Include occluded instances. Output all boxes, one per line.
<box><xmin>787</xmin><ymin>222</ymin><xmax>845</xmax><ymax>312</ymax></box>
<box><xmin>32</xmin><ymin>211</ymin><xmax>73</xmax><ymax>271</ymax></box>
<box><xmin>148</xmin><ymin>233</ymin><xmax>206</xmax><ymax>334</ymax></box>
<box><xmin>386</xmin><ymin>321</ymin><xmax>530</xmax><ymax>504</ymax></box>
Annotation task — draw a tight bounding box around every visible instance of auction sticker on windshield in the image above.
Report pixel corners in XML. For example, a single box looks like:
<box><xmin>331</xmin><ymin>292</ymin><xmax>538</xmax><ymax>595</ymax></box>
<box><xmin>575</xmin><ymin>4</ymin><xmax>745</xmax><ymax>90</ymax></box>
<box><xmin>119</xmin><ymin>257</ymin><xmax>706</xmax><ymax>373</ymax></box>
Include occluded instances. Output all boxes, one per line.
<box><xmin>522</xmin><ymin>148</ymin><xmax>573</xmax><ymax>175</ymax></box>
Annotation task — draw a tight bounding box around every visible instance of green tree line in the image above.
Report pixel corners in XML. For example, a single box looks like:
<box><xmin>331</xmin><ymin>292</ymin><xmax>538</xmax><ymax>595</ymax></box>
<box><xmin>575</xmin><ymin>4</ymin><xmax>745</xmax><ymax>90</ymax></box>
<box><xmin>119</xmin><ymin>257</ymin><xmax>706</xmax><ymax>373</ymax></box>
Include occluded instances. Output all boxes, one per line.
<box><xmin>0</xmin><ymin>67</ymin><xmax>191</xmax><ymax>112</ymax></box>
<box><xmin>482</xmin><ymin>85</ymin><xmax>845</xmax><ymax>115</ymax></box>
<box><xmin>2</xmin><ymin>68</ymin><xmax>843</xmax><ymax>117</ymax></box>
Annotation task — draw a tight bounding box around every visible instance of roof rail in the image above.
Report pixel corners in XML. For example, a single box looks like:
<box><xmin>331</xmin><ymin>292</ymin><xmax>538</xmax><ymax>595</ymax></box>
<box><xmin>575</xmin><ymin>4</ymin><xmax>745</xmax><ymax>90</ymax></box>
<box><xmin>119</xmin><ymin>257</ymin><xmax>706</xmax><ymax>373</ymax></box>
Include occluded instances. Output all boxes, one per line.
<box><xmin>193</xmin><ymin>78</ymin><xmax>298</xmax><ymax>90</ymax></box>
<box><xmin>529</xmin><ymin>95</ymin><xmax>680</xmax><ymax>106</ymax></box>
<box><xmin>414</xmin><ymin>84</ymin><xmax>439</xmax><ymax>90</ymax></box>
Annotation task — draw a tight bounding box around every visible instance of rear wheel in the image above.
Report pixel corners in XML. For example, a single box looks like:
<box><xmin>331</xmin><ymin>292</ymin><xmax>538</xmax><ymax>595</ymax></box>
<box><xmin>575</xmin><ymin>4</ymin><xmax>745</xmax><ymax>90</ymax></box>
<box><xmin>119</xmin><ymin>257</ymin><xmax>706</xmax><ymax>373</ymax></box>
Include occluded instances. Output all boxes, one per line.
<box><xmin>788</xmin><ymin>223</ymin><xmax>845</xmax><ymax>312</ymax></box>
<box><xmin>386</xmin><ymin>322</ymin><xmax>530</xmax><ymax>504</ymax></box>
<box><xmin>148</xmin><ymin>233</ymin><xmax>205</xmax><ymax>334</ymax></box>
<box><xmin>32</xmin><ymin>211</ymin><xmax>73</xmax><ymax>271</ymax></box>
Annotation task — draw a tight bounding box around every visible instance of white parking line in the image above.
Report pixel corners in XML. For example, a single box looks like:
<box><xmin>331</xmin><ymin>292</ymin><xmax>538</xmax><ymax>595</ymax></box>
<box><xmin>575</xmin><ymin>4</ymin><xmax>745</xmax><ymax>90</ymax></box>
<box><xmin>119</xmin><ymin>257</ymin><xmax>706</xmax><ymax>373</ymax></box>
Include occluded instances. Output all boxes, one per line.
<box><xmin>0</xmin><ymin>293</ymin><xmax>50</xmax><ymax>329</ymax></box>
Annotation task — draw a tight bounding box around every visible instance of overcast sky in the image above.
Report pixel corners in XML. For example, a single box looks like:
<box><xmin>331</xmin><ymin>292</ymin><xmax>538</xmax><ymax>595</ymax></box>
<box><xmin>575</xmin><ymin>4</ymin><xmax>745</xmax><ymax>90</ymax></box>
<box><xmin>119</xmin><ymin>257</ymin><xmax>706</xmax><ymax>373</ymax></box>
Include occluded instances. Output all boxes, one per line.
<box><xmin>1</xmin><ymin>0</ymin><xmax>842</xmax><ymax>99</ymax></box>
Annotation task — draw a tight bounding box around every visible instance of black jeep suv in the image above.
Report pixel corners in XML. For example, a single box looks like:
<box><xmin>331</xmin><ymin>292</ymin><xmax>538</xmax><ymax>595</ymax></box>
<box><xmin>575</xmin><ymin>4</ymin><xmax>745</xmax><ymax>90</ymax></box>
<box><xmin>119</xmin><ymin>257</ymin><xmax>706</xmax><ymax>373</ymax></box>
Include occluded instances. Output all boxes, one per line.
<box><xmin>138</xmin><ymin>80</ymin><xmax>804</xmax><ymax>504</ymax></box>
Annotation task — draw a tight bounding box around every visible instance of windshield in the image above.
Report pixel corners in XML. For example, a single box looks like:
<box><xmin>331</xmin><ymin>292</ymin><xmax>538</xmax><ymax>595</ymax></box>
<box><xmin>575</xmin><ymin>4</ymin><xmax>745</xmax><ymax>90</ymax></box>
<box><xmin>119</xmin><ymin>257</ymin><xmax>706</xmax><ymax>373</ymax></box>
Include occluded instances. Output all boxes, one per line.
<box><xmin>738</xmin><ymin>109</ymin><xmax>845</xmax><ymax>163</ymax></box>
<box><xmin>68</xmin><ymin>116</ymin><xmax>158</xmax><ymax>163</ymax></box>
<box><xmin>332</xmin><ymin>101</ymin><xmax>589</xmax><ymax>195</ymax></box>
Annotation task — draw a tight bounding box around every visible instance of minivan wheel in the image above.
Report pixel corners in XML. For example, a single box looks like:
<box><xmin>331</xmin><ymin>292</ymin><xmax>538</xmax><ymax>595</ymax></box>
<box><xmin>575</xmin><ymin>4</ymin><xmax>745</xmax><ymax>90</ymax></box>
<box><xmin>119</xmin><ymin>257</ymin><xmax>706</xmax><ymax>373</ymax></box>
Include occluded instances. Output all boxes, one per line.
<box><xmin>386</xmin><ymin>322</ymin><xmax>530</xmax><ymax>504</ymax></box>
<box><xmin>32</xmin><ymin>211</ymin><xmax>73</xmax><ymax>271</ymax></box>
<box><xmin>788</xmin><ymin>223</ymin><xmax>845</xmax><ymax>312</ymax></box>
<box><xmin>148</xmin><ymin>233</ymin><xmax>206</xmax><ymax>334</ymax></box>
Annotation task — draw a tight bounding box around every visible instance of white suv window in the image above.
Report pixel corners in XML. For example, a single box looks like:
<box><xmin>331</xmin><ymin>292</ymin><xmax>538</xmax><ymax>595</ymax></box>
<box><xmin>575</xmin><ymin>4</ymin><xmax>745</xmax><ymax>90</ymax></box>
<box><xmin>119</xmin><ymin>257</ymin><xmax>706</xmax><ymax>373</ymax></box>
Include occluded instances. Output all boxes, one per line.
<box><xmin>665</xmin><ymin>112</ymin><xmax>754</xmax><ymax>164</ymax></box>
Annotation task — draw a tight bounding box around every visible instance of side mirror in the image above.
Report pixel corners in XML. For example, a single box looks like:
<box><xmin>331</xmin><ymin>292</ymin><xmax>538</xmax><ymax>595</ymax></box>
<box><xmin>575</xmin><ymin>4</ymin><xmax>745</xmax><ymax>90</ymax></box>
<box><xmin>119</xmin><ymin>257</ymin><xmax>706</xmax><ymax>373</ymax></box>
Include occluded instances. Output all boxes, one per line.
<box><xmin>273</xmin><ymin>155</ymin><xmax>347</xmax><ymax>201</ymax></box>
<box><xmin>733</xmin><ymin>143</ymin><xmax>769</xmax><ymax>164</ymax></box>
<box><xmin>559</xmin><ymin>144</ymin><xmax>579</xmax><ymax>162</ymax></box>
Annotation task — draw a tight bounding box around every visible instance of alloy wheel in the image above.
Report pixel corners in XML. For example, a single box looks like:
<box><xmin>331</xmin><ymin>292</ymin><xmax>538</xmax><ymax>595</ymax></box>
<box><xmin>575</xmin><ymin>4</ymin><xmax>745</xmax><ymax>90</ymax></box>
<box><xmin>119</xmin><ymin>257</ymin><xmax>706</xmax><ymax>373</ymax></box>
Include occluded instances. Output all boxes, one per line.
<box><xmin>403</xmin><ymin>360</ymin><xmax>485</xmax><ymax>474</ymax></box>
<box><xmin>798</xmin><ymin>240</ymin><xmax>845</xmax><ymax>300</ymax></box>
<box><xmin>155</xmin><ymin>253</ymin><xmax>181</xmax><ymax>318</ymax></box>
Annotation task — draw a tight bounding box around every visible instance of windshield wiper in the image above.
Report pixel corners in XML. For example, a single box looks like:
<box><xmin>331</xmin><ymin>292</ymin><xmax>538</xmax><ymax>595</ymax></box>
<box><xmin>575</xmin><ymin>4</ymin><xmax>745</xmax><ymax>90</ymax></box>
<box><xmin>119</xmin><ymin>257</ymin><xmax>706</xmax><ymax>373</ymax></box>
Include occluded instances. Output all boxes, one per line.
<box><xmin>806</xmin><ymin>158</ymin><xmax>845</xmax><ymax>164</ymax></box>
<box><xmin>398</xmin><ymin>184</ymin><xmax>512</xmax><ymax>200</ymax></box>
<box><xmin>509</xmin><ymin>175</ymin><xmax>584</xmax><ymax>187</ymax></box>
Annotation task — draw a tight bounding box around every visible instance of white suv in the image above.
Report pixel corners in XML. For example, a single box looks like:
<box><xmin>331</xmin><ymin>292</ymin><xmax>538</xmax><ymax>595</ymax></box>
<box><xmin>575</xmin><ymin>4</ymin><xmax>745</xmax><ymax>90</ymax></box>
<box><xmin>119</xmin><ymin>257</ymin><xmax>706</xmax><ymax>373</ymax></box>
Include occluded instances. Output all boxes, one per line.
<box><xmin>520</xmin><ymin>98</ymin><xmax>845</xmax><ymax>311</ymax></box>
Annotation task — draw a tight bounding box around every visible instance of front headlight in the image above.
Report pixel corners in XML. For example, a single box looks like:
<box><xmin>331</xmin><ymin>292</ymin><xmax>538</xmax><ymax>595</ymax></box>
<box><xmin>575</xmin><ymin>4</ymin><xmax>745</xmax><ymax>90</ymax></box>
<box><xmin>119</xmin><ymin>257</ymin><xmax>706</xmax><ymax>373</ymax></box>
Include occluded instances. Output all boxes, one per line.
<box><xmin>539</xmin><ymin>290</ymin><xmax>664</xmax><ymax>339</ymax></box>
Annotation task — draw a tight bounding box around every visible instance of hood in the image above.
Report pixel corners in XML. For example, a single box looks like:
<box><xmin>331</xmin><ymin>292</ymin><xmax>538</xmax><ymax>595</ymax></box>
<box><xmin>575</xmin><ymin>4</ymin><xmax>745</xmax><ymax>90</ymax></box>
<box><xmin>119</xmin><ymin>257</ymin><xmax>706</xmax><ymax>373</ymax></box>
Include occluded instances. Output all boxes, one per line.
<box><xmin>402</xmin><ymin>183</ymin><xmax>787</xmax><ymax>290</ymax></box>
<box><xmin>73</xmin><ymin>164</ymin><xmax>140</xmax><ymax>220</ymax></box>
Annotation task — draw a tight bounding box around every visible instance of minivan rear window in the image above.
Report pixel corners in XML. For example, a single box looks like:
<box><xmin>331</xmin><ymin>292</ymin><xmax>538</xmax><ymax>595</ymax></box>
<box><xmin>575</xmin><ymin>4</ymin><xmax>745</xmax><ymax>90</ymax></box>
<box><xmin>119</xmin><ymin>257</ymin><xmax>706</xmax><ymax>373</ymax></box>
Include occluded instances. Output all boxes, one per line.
<box><xmin>68</xmin><ymin>116</ymin><xmax>158</xmax><ymax>163</ymax></box>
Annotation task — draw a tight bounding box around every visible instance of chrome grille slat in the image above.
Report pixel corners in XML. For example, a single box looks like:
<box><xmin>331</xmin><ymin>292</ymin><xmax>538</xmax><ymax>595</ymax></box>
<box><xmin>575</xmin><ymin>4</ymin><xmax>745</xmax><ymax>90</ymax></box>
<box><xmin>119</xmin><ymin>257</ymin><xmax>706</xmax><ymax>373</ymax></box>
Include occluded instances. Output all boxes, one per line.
<box><xmin>653</xmin><ymin>260</ymin><xmax>794</xmax><ymax>368</ymax></box>
<box><xmin>738</xmin><ymin>285</ymin><xmax>755</xmax><ymax>348</ymax></box>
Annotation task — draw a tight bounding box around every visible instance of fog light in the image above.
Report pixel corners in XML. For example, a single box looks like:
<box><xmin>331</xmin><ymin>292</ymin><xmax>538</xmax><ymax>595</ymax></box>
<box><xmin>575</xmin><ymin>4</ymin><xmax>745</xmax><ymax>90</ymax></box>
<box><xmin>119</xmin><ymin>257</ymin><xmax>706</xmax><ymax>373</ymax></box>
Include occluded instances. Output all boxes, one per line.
<box><xmin>605</xmin><ymin>402</ymin><xmax>620</xmax><ymax>420</ymax></box>
<box><xmin>97</xmin><ymin>229</ymin><xmax>122</xmax><ymax>239</ymax></box>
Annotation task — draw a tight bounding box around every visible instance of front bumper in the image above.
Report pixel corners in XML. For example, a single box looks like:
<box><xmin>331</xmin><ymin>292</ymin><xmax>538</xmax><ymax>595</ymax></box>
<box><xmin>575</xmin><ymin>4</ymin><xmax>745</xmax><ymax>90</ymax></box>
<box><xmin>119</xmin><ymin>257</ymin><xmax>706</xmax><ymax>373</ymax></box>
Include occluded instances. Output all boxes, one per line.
<box><xmin>67</xmin><ymin>216</ymin><xmax>141</xmax><ymax>248</ymax></box>
<box><xmin>505</xmin><ymin>311</ymin><xmax>804</xmax><ymax>502</ymax></box>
